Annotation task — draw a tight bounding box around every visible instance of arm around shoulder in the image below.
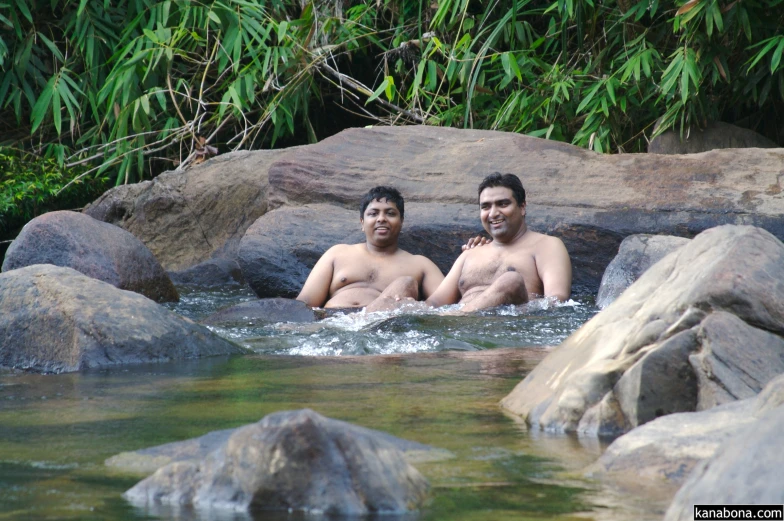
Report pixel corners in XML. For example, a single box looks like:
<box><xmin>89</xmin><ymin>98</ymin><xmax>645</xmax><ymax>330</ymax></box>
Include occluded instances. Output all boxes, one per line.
<box><xmin>295</xmin><ymin>246</ymin><xmax>340</xmax><ymax>307</ymax></box>
<box><xmin>538</xmin><ymin>237</ymin><xmax>572</xmax><ymax>301</ymax></box>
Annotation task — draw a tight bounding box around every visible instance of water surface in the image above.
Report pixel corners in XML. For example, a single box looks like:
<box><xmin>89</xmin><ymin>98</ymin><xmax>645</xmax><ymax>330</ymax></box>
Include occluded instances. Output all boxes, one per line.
<box><xmin>0</xmin><ymin>287</ymin><xmax>665</xmax><ymax>520</ymax></box>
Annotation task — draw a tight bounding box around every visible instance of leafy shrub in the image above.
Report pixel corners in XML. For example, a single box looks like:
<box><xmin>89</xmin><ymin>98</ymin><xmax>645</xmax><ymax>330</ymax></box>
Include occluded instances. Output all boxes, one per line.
<box><xmin>0</xmin><ymin>148</ymin><xmax>110</xmax><ymax>235</ymax></box>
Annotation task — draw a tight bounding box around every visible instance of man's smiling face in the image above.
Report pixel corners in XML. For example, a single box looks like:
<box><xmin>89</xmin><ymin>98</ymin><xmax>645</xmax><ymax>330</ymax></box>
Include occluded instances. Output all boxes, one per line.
<box><xmin>361</xmin><ymin>198</ymin><xmax>402</xmax><ymax>246</ymax></box>
<box><xmin>479</xmin><ymin>186</ymin><xmax>525</xmax><ymax>242</ymax></box>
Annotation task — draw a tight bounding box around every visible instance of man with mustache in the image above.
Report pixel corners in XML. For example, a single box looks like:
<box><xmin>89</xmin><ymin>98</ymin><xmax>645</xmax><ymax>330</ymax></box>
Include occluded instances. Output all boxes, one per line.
<box><xmin>426</xmin><ymin>173</ymin><xmax>572</xmax><ymax>312</ymax></box>
<box><xmin>296</xmin><ymin>186</ymin><xmax>444</xmax><ymax>312</ymax></box>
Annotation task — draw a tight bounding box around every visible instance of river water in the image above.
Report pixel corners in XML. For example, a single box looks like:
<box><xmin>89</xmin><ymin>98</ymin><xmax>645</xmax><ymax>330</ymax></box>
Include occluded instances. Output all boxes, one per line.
<box><xmin>0</xmin><ymin>286</ymin><xmax>666</xmax><ymax>520</ymax></box>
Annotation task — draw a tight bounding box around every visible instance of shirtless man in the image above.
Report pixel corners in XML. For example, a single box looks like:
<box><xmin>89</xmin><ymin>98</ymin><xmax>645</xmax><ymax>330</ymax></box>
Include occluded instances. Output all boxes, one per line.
<box><xmin>296</xmin><ymin>186</ymin><xmax>444</xmax><ymax>312</ymax></box>
<box><xmin>426</xmin><ymin>173</ymin><xmax>571</xmax><ymax>312</ymax></box>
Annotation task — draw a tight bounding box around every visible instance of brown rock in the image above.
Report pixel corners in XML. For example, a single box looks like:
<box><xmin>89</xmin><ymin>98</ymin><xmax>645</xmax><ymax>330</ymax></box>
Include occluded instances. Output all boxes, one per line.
<box><xmin>85</xmin><ymin>149</ymin><xmax>289</xmax><ymax>271</ymax></box>
<box><xmin>2</xmin><ymin>211</ymin><xmax>177</xmax><ymax>302</ymax></box>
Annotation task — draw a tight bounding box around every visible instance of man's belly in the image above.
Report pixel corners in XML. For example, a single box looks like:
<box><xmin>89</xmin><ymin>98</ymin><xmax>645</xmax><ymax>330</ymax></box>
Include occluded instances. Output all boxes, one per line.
<box><xmin>324</xmin><ymin>286</ymin><xmax>382</xmax><ymax>308</ymax></box>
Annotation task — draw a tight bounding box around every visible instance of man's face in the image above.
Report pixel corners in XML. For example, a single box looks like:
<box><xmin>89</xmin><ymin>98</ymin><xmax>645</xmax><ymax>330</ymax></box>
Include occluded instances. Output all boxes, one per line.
<box><xmin>479</xmin><ymin>186</ymin><xmax>525</xmax><ymax>242</ymax></box>
<box><xmin>361</xmin><ymin>198</ymin><xmax>402</xmax><ymax>246</ymax></box>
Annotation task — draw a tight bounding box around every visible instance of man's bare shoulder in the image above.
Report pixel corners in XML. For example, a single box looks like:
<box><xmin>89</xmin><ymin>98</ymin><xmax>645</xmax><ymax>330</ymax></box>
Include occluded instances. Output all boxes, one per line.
<box><xmin>325</xmin><ymin>243</ymin><xmax>366</xmax><ymax>256</ymax></box>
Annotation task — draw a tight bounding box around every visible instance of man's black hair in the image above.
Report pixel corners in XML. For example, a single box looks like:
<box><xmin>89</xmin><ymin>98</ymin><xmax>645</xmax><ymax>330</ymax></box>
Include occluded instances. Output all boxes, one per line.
<box><xmin>477</xmin><ymin>173</ymin><xmax>526</xmax><ymax>206</ymax></box>
<box><xmin>360</xmin><ymin>186</ymin><xmax>405</xmax><ymax>220</ymax></box>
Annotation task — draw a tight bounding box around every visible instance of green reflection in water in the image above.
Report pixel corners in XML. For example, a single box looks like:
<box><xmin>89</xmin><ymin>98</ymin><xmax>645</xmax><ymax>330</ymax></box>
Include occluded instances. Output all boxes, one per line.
<box><xmin>0</xmin><ymin>348</ymin><xmax>619</xmax><ymax>521</ymax></box>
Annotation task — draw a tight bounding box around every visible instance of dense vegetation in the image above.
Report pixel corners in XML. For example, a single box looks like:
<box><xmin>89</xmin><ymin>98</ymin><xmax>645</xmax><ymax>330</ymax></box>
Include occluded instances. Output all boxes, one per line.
<box><xmin>1</xmin><ymin>0</ymin><xmax>783</xmax><ymax>233</ymax></box>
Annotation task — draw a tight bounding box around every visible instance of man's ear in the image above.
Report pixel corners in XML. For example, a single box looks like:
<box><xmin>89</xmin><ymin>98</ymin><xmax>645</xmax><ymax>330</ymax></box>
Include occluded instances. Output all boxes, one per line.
<box><xmin>520</xmin><ymin>202</ymin><xmax>527</xmax><ymax>216</ymax></box>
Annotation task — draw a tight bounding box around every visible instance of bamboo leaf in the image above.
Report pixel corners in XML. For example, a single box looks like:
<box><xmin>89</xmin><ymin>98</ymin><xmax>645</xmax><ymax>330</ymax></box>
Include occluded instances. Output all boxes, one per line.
<box><xmin>30</xmin><ymin>76</ymin><xmax>55</xmax><ymax>134</ymax></box>
<box><xmin>366</xmin><ymin>77</ymin><xmax>389</xmax><ymax>104</ymax></box>
<box><xmin>676</xmin><ymin>0</ymin><xmax>701</xmax><ymax>16</ymax></box>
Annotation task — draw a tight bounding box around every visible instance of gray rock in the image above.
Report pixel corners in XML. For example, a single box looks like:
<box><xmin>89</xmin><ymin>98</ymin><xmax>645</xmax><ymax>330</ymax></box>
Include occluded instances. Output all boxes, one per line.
<box><xmin>85</xmin><ymin>149</ymin><xmax>290</xmax><ymax>271</ymax></box>
<box><xmin>123</xmin><ymin>409</ymin><xmax>430</xmax><ymax>515</ymax></box>
<box><xmin>596</xmin><ymin>234</ymin><xmax>690</xmax><ymax>308</ymax></box>
<box><xmin>649</xmin><ymin>121</ymin><xmax>778</xmax><ymax>154</ymax></box>
<box><xmin>664</xmin><ymin>404</ymin><xmax>784</xmax><ymax>520</ymax></box>
<box><xmin>2</xmin><ymin>210</ymin><xmax>178</xmax><ymax>302</ymax></box>
<box><xmin>200</xmin><ymin>298</ymin><xmax>317</xmax><ymax>327</ymax></box>
<box><xmin>587</xmin><ymin>373</ymin><xmax>784</xmax><ymax>493</ymax></box>
<box><xmin>501</xmin><ymin>225</ymin><xmax>784</xmax><ymax>436</ymax></box>
<box><xmin>168</xmin><ymin>258</ymin><xmax>245</xmax><ymax>287</ymax></box>
<box><xmin>0</xmin><ymin>265</ymin><xmax>245</xmax><ymax>373</ymax></box>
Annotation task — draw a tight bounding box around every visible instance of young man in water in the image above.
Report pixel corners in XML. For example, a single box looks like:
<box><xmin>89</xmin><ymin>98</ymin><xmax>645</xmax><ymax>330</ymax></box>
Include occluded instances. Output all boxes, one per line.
<box><xmin>296</xmin><ymin>186</ymin><xmax>444</xmax><ymax>312</ymax></box>
<box><xmin>426</xmin><ymin>173</ymin><xmax>571</xmax><ymax>312</ymax></box>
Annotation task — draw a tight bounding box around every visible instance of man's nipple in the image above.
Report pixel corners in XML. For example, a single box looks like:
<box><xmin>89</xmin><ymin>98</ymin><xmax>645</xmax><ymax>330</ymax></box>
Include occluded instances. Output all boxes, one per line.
<box><xmin>340</xmin><ymin>277</ymin><xmax>347</xmax><ymax>283</ymax></box>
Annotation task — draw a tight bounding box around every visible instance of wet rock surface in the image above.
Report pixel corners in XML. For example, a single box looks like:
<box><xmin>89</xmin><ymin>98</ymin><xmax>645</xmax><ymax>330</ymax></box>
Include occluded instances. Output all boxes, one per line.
<box><xmin>0</xmin><ymin>265</ymin><xmax>244</xmax><ymax>373</ymax></box>
<box><xmin>123</xmin><ymin>409</ymin><xmax>431</xmax><ymax>515</ymax></box>
<box><xmin>2</xmin><ymin>210</ymin><xmax>178</xmax><ymax>302</ymax></box>
<box><xmin>501</xmin><ymin>225</ymin><xmax>784</xmax><ymax>436</ymax></box>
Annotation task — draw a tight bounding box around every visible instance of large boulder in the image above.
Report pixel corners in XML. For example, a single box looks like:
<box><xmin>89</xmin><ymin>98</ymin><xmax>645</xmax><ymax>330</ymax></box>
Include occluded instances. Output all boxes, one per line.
<box><xmin>85</xmin><ymin>127</ymin><xmax>784</xmax><ymax>295</ymax></box>
<box><xmin>85</xmin><ymin>149</ymin><xmax>289</xmax><ymax>271</ymax></box>
<box><xmin>237</xmin><ymin>203</ymin><xmax>482</xmax><ymax>298</ymax></box>
<box><xmin>0</xmin><ymin>265</ymin><xmax>245</xmax><ymax>373</ymax></box>
<box><xmin>649</xmin><ymin>121</ymin><xmax>778</xmax><ymax>154</ymax></box>
<box><xmin>664</xmin><ymin>405</ymin><xmax>784</xmax><ymax>520</ymax></box>
<box><xmin>2</xmin><ymin>211</ymin><xmax>178</xmax><ymax>302</ymax></box>
<box><xmin>501</xmin><ymin>225</ymin><xmax>784</xmax><ymax>436</ymax></box>
<box><xmin>124</xmin><ymin>409</ymin><xmax>430</xmax><ymax>515</ymax></box>
<box><xmin>260</xmin><ymin>126</ymin><xmax>784</xmax><ymax>295</ymax></box>
<box><xmin>588</xmin><ymin>373</ymin><xmax>784</xmax><ymax>493</ymax></box>
<box><xmin>596</xmin><ymin>234</ymin><xmax>690</xmax><ymax>308</ymax></box>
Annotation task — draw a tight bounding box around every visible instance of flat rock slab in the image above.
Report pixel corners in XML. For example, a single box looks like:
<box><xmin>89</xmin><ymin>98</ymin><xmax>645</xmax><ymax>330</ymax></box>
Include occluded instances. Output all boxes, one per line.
<box><xmin>2</xmin><ymin>210</ymin><xmax>178</xmax><ymax>302</ymax></box>
<box><xmin>0</xmin><ymin>265</ymin><xmax>245</xmax><ymax>373</ymax></box>
<box><xmin>501</xmin><ymin>225</ymin><xmax>784</xmax><ymax>436</ymax></box>
<box><xmin>200</xmin><ymin>298</ymin><xmax>319</xmax><ymax>327</ymax></box>
<box><xmin>123</xmin><ymin>409</ymin><xmax>431</xmax><ymax>515</ymax></box>
<box><xmin>596</xmin><ymin>234</ymin><xmax>690</xmax><ymax>309</ymax></box>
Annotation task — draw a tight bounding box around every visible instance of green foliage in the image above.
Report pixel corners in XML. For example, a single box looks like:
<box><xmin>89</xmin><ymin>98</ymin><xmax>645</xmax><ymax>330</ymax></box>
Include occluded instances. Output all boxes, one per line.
<box><xmin>0</xmin><ymin>147</ymin><xmax>110</xmax><ymax>234</ymax></box>
<box><xmin>0</xmin><ymin>0</ymin><xmax>782</xmax><ymax>195</ymax></box>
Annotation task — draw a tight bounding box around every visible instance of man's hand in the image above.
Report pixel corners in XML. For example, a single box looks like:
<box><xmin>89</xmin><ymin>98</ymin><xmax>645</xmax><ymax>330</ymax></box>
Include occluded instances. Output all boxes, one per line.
<box><xmin>462</xmin><ymin>235</ymin><xmax>492</xmax><ymax>251</ymax></box>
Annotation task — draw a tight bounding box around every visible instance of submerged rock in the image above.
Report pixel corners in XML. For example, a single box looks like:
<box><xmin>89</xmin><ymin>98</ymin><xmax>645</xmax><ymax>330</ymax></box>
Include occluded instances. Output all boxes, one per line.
<box><xmin>168</xmin><ymin>258</ymin><xmax>245</xmax><ymax>287</ymax></box>
<box><xmin>2</xmin><ymin>210</ymin><xmax>178</xmax><ymax>302</ymax></box>
<box><xmin>501</xmin><ymin>225</ymin><xmax>784</xmax><ymax>436</ymax></box>
<box><xmin>0</xmin><ymin>265</ymin><xmax>244</xmax><ymax>373</ymax></box>
<box><xmin>124</xmin><ymin>409</ymin><xmax>430</xmax><ymax>515</ymax></box>
<box><xmin>201</xmin><ymin>298</ymin><xmax>317</xmax><ymax>327</ymax></box>
<box><xmin>596</xmin><ymin>234</ymin><xmax>690</xmax><ymax>309</ymax></box>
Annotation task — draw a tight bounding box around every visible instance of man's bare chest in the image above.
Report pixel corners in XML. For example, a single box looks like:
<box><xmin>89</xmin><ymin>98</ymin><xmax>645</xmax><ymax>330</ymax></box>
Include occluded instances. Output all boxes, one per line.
<box><xmin>331</xmin><ymin>259</ymin><xmax>418</xmax><ymax>293</ymax></box>
<box><xmin>459</xmin><ymin>249</ymin><xmax>542</xmax><ymax>294</ymax></box>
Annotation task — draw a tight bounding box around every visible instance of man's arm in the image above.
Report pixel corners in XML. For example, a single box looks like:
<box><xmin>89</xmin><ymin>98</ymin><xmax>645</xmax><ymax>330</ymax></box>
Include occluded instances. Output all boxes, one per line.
<box><xmin>537</xmin><ymin>237</ymin><xmax>572</xmax><ymax>301</ymax></box>
<box><xmin>296</xmin><ymin>246</ymin><xmax>338</xmax><ymax>307</ymax></box>
<box><xmin>425</xmin><ymin>253</ymin><xmax>467</xmax><ymax>307</ymax></box>
<box><xmin>416</xmin><ymin>256</ymin><xmax>445</xmax><ymax>300</ymax></box>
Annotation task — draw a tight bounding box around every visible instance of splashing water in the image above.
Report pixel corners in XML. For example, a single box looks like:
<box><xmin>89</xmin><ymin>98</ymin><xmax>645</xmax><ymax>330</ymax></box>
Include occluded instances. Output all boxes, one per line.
<box><xmin>167</xmin><ymin>287</ymin><xmax>599</xmax><ymax>356</ymax></box>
